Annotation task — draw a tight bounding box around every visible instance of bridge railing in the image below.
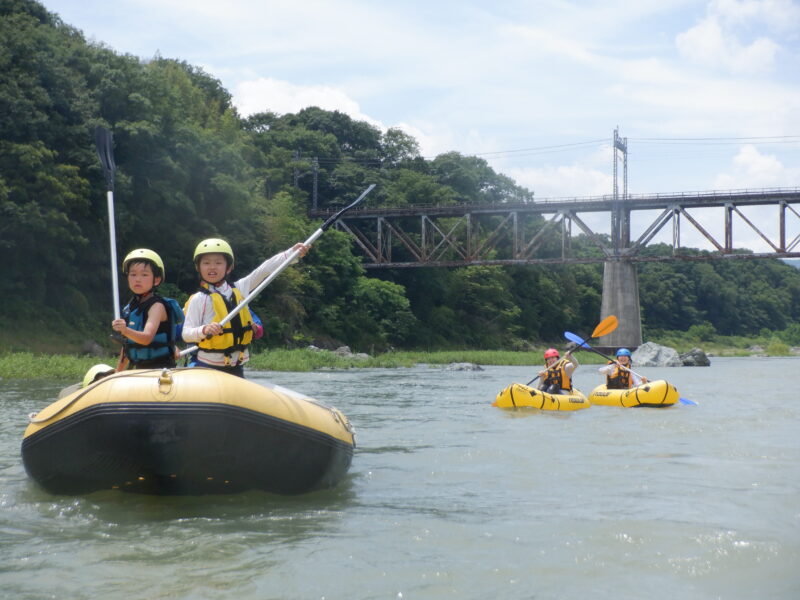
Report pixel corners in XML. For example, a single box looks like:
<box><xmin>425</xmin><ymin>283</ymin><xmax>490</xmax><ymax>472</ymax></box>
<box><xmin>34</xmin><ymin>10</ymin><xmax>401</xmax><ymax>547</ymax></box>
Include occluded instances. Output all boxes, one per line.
<box><xmin>310</xmin><ymin>186</ymin><xmax>800</xmax><ymax>217</ymax></box>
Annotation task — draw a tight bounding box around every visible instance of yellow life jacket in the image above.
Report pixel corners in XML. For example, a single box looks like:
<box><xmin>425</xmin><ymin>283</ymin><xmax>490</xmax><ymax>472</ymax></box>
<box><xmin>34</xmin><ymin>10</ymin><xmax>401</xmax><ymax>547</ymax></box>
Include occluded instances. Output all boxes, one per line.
<box><xmin>543</xmin><ymin>358</ymin><xmax>572</xmax><ymax>391</ymax></box>
<box><xmin>188</xmin><ymin>284</ymin><xmax>254</xmax><ymax>360</ymax></box>
<box><xmin>606</xmin><ymin>361</ymin><xmax>632</xmax><ymax>389</ymax></box>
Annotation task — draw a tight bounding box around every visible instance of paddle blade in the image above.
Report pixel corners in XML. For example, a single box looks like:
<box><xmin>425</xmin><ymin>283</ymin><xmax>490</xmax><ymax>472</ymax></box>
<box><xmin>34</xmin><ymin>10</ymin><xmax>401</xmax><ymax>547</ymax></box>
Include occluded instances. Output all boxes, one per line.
<box><xmin>679</xmin><ymin>397</ymin><xmax>698</xmax><ymax>406</ymax></box>
<box><xmin>94</xmin><ymin>126</ymin><xmax>116</xmax><ymax>190</ymax></box>
<box><xmin>321</xmin><ymin>183</ymin><xmax>376</xmax><ymax>230</ymax></box>
<box><xmin>563</xmin><ymin>331</ymin><xmax>589</xmax><ymax>347</ymax></box>
<box><xmin>592</xmin><ymin>315</ymin><xmax>618</xmax><ymax>338</ymax></box>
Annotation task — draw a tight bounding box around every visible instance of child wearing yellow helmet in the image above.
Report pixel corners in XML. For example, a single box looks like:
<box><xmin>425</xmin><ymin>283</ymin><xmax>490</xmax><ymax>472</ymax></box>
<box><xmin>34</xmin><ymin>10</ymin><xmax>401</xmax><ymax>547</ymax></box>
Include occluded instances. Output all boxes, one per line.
<box><xmin>181</xmin><ymin>237</ymin><xmax>309</xmax><ymax>377</ymax></box>
<box><xmin>112</xmin><ymin>248</ymin><xmax>184</xmax><ymax>371</ymax></box>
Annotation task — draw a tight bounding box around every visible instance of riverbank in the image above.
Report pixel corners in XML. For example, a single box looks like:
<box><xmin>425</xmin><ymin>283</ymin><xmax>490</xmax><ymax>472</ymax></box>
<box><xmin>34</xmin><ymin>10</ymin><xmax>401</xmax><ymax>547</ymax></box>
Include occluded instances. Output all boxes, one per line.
<box><xmin>0</xmin><ymin>349</ymin><xmax>584</xmax><ymax>380</ymax></box>
<box><xmin>1</xmin><ymin>341</ymin><xmax>797</xmax><ymax>380</ymax></box>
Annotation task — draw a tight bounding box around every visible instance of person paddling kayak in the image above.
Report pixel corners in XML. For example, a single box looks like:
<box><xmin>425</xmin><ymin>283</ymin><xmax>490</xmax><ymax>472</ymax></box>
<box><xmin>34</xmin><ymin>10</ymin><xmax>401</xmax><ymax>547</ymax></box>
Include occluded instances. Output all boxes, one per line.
<box><xmin>597</xmin><ymin>348</ymin><xmax>648</xmax><ymax>389</ymax></box>
<box><xmin>537</xmin><ymin>347</ymin><xmax>579</xmax><ymax>395</ymax></box>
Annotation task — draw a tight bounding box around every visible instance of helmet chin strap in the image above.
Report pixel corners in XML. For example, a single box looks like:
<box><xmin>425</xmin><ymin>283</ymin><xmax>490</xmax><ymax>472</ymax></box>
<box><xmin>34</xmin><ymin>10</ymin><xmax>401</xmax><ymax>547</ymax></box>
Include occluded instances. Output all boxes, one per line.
<box><xmin>201</xmin><ymin>276</ymin><xmax>227</xmax><ymax>288</ymax></box>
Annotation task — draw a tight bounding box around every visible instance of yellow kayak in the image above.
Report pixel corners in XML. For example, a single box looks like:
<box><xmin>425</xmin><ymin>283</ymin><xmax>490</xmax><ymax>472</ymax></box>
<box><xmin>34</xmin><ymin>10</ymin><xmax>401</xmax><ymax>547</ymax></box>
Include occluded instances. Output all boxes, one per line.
<box><xmin>589</xmin><ymin>379</ymin><xmax>679</xmax><ymax>408</ymax></box>
<box><xmin>493</xmin><ymin>383</ymin><xmax>590</xmax><ymax>411</ymax></box>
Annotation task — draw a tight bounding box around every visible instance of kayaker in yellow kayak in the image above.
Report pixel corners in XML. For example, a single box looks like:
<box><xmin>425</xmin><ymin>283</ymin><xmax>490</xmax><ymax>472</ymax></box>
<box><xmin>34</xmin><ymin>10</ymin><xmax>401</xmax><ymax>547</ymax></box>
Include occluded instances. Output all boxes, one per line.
<box><xmin>537</xmin><ymin>347</ymin><xmax>579</xmax><ymax>395</ymax></box>
<box><xmin>597</xmin><ymin>348</ymin><xmax>648</xmax><ymax>389</ymax></box>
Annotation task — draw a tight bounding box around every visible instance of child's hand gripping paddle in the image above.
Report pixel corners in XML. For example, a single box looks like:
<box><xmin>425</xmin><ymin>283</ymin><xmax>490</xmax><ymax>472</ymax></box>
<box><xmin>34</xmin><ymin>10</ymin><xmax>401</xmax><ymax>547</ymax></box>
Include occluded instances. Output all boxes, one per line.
<box><xmin>524</xmin><ymin>315</ymin><xmax>619</xmax><ymax>386</ymax></box>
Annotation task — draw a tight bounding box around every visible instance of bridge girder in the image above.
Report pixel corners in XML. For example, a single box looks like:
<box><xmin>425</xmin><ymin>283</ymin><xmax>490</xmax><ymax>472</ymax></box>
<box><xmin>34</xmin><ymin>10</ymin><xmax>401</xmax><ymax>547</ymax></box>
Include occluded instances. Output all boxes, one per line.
<box><xmin>318</xmin><ymin>188</ymin><xmax>800</xmax><ymax>268</ymax></box>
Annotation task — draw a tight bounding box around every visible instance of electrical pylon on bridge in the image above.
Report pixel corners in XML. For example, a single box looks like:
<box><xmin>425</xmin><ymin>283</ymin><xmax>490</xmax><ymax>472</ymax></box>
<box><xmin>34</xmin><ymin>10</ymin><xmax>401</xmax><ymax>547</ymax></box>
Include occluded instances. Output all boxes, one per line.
<box><xmin>603</xmin><ymin>127</ymin><xmax>640</xmax><ymax>349</ymax></box>
<box><xmin>317</xmin><ymin>188</ymin><xmax>800</xmax><ymax>348</ymax></box>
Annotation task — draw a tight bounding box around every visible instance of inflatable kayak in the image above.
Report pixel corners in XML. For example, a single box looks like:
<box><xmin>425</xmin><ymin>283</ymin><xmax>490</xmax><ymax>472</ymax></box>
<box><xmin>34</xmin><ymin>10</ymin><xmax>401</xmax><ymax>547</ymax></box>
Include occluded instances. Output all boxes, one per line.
<box><xmin>493</xmin><ymin>383</ymin><xmax>590</xmax><ymax>411</ymax></box>
<box><xmin>21</xmin><ymin>367</ymin><xmax>355</xmax><ymax>495</ymax></box>
<box><xmin>588</xmin><ymin>379</ymin><xmax>679</xmax><ymax>408</ymax></box>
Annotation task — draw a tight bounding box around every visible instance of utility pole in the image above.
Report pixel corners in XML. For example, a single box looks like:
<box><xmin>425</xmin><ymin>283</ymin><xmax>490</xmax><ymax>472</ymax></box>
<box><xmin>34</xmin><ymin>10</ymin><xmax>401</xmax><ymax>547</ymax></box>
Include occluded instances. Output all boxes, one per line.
<box><xmin>613</xmin><ymin>126</ymin><xmax>628</xmax><ymax>200</ymax></box>
<box><xmin>312</xmin><ymin>157</ymin><xmax>319</xmax><ymax>210</ymax></box>
<box><xmin>611</xmin><ymin>127</ymin><xmax>629</xmax><ymax>252</ymax></box>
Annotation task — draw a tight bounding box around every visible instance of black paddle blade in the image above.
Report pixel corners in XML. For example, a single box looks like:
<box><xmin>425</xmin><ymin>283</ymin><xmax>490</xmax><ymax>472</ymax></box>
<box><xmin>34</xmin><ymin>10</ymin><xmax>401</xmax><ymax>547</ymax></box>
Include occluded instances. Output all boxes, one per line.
<box><xmin>94</xmin><ymin>126</ymin><xmax>116</xmax><ymax>190</ymax></box>
<box><xmin>321</xmin><ymin>183</ymin><xmax>376</xmax><ymax>230</ymax></box>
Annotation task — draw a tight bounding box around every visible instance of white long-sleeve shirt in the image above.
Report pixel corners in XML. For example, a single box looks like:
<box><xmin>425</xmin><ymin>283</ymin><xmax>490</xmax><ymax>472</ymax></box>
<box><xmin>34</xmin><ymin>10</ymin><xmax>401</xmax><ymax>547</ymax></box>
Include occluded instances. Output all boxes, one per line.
<box><xmin>182</xmin><ymin>247</ymin><xmax>298</xmax><ymax>367</ymax></box>
<box><xmin>597</xmin><ymin>362</ymin><xmax>645</xmax><ymax>387</ymax></box>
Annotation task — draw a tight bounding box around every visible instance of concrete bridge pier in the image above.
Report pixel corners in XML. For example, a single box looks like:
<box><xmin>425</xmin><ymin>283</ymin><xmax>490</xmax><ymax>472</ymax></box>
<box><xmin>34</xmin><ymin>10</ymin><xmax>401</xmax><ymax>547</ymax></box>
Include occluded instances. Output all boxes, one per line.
<box><xmin>600</xmin><ymin>260</ymin><xmax>643</xmax><ymax>350</ymax></box>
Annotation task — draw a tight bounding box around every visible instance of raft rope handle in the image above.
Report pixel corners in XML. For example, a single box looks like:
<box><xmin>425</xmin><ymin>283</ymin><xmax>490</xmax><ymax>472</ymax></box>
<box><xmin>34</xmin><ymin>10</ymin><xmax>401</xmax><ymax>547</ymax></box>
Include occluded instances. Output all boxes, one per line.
<box><xmin>27</xmin><ymin>369</ymin><xmax>177</xmax><ymax>424</ymax></box>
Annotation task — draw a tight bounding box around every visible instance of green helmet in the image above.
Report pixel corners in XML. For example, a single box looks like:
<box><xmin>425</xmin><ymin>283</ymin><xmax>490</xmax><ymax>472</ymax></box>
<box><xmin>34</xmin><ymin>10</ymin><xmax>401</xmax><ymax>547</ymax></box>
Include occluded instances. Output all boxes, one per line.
<box><xmin>194</xmin><ymin>238</ymin><xmax>234</xmax><ymax>268</ymax></box>
<box><xmin>122</xmin><ymin>248</ymin><xmax>165</xmax><ymax>280</ymax></box>
<box><xmin>82</xmin><ymin>364</ymin><xmax>115</xmax><ymax>388</ymax></box>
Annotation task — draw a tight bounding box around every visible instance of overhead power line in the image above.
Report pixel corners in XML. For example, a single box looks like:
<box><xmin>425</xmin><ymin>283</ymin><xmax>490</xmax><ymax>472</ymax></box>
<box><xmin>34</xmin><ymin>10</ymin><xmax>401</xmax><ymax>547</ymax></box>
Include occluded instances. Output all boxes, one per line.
<box><xmin>295</xmin><ymin>134</ymin><xmax>800</xmax><ymax>165</ymax></box>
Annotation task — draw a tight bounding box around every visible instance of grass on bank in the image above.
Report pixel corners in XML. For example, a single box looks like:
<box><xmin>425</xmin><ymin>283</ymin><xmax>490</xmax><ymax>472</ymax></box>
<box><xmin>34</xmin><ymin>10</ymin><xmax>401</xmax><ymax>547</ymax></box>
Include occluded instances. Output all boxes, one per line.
<box><xmin>1</xmin><ymin>336</ymin><xmax>797</xmax><ymax>381</ymax></box>
<box><xmin>0</xmin><ymin>349</ymin><xmax>596</xmax><ymax>380</ymax></box>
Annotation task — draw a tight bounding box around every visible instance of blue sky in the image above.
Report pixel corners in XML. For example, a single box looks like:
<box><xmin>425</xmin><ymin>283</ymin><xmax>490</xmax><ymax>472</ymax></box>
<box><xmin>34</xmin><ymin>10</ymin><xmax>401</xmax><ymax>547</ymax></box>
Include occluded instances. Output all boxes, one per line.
<box><xmin>43</xmin><ymin>0</ymin><xmax>800</xmax><ymax>251</ymax></box>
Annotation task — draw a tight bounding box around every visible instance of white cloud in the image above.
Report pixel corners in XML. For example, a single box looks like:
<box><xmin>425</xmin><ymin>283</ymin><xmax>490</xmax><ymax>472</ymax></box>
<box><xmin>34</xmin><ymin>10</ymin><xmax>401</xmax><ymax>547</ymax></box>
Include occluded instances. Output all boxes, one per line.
<box><xmin>675</xmin><ymin>0</ymin><xmax>800</xmax><ymax>74</ymax></box>
<box><xmin>711</xmin><ymin>0</ymin><xmax>800</xmax><ymax>31</ymax></box>
<box><xmin>392</xmin><ymin>122</ymin><xmax>456</xmax><ymax>159</ymax></box>
<box><xmin>676</xmin><ymin>15</ymin><xmax>779</xmax><ymax>73</ymax></box>
<box><xmin>507</xmin><ymin>164</ymin><xmax>613</xmax><ymax>199</ymax></box>
<box><xmin>713</xmin><ymin>144</ymin><xmax>800</xmax><ymax>188</ymax></box>
<box><xmin>233</xmin><ymin>78</ymin><xmax>383</xmax><ymax>128</ymax></box>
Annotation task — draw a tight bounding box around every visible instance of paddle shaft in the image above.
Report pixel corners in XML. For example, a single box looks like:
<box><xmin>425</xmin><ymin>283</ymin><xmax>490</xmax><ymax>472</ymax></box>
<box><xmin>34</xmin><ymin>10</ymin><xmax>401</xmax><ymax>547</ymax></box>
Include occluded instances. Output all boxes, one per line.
<box><xmin>579</xmin><ymin>344</ymin><xmax>646</xmax><ymax>379</ymax></box>
<box><xmin>106</xmin><ymin>190</ymin><xmax>120</xmax><ymax>320</ymax></box>
<box><xmin>179</xmin><ymin>184</ymin><xmax>376</xmax><ymax>358</ymax></box>
<box><xmin>179</xmin><ymin>232</ymin><xmax>318</xmax><ymax>357</ymax></box>
<box><xmin>95</xmin><ymin>127</ymin><xmax>121</xmax><ymax>320</ymax></box>
<box><xmin>525</xmin><ymin>354</ymin><xmax>574</xmax><ymax>387</ymax></box>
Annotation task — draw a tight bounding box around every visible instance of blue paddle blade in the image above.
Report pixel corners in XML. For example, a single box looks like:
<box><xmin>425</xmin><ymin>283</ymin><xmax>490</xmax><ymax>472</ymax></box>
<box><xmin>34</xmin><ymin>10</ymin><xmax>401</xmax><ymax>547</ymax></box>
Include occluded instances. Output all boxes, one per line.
<box><xmin>563</xmin><ymin>331</ymin><xmax>589</xmax><ymax>347</ymax></box>
<box><xmin>679</xmin><ymin>397</ymin><xmax>698</xmax><ymax>406</ymax></box>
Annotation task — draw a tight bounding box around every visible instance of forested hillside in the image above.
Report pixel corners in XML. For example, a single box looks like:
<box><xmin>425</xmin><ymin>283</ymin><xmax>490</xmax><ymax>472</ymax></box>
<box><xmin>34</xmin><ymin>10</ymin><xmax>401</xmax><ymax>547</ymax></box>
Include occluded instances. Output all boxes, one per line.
<box><xmin>3</xmin><ymin>0</ymin><xmax>800</xmax><ymax>353</ymax></box>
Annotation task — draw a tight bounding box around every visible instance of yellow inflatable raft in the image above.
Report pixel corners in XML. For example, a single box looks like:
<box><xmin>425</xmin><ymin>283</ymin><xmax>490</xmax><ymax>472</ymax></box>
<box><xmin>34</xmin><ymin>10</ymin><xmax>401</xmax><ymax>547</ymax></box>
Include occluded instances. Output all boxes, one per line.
<box><xmin>493</xmin><ymin>383</ymin><xmax>590</xmax><ymax>411</ymax></box>
<box><xmin>22</xmin><ymin>368</ymin><xmax>355</xmax><ymax>495</ymax></box>
<box><xmin>588</xmin><ymin>379</ymin><xmax>679</xmax><ymax>408</ymax></box>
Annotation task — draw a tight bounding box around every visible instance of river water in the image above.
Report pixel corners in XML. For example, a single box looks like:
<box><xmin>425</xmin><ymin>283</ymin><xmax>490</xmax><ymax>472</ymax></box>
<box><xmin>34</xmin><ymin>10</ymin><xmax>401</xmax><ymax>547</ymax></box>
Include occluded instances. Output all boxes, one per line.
<box><xmin>1</xmin><ymin>357</ymin><xmax>798</xmax><ymax>599</ymax></box>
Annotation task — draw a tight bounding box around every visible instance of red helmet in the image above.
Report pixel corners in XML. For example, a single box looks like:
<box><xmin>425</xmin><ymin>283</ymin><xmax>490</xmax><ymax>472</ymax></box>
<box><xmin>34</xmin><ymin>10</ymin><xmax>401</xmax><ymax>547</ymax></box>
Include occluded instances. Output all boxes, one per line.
<box><xmin>544</xmin><ymin>348</ymin><xmax>559</xmax><ymax>359</ymax></box>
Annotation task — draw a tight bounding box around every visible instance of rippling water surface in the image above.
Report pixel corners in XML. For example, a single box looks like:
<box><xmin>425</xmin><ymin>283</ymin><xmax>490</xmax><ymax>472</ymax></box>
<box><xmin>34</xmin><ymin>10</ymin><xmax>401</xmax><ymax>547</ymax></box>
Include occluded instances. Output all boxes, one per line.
<box><xmin>1</xmin><ymin>358</ymin><xmax>798</xmax><ymax>599</ymax></box>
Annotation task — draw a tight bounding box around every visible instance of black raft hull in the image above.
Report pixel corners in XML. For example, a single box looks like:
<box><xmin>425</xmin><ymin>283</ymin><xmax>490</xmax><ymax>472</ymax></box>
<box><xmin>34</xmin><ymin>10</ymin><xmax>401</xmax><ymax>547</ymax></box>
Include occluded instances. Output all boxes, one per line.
<box><xmin>22</xmin><ymin>368</ymin><xmax>355</xmax><ymax>495</ymax></box>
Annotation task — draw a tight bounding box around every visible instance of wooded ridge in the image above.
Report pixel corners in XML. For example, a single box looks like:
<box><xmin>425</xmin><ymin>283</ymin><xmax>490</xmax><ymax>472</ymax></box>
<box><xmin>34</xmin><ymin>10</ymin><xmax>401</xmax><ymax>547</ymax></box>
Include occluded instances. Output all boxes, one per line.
<box><xmin>3</xmin><ymin>0</ymin><xmax>800</xmax><ymax>354</ymax></box>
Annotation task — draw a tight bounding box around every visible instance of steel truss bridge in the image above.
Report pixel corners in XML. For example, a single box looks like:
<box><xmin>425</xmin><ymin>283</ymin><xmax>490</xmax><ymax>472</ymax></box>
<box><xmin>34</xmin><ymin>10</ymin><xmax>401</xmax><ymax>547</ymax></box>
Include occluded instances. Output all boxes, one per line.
<box><xmin>311</xmin><ymin>188</ymin><xmax>800</xmax><ymax>268</ymax></box>
<box><xmin>311</xmin><ymin>186</ymin><xmax>800</xmax><ymax>348</ymax></box>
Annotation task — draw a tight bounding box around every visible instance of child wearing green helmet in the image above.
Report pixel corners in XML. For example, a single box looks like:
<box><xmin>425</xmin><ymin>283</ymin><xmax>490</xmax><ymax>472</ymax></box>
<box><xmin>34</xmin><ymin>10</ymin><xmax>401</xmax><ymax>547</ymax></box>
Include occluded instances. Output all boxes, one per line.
<box><xmin>181</xmin><ymin>238</ymin><xmax>309</xmax><ymax>377</ymax></box>
<box><xmin>112</xmin><ymin>248</ymin><xmax>184</xmax><ymax>371</ymax></box>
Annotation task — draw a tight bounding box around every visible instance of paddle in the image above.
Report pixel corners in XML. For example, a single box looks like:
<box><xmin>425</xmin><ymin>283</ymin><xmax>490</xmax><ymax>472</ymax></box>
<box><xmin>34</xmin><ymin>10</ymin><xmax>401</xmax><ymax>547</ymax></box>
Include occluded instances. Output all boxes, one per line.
<box><xmin>524</xmin><ymin>315</ymin><xmax>619</xmax><ymax>386</ymax></box>
<box><xmin>95</xmin><ymin>126</ymin><xmax>121</xmax><ymax>321</ymax></box>
<box><xmin>563</xmin><ymin>331</ymin><xmax>698</xmax><ymax>405</ymax></box>
<box><xmin>179</xmin><ymin>184</ymin><xmax>377</xmax><ymax>358</ymax></box>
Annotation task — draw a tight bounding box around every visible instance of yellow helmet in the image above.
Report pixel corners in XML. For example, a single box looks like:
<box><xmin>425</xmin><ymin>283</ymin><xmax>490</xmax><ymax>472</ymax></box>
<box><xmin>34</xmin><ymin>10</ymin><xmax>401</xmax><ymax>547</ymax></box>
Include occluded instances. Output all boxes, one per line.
<box><xmin>122</xmin><ymin>248</ymin><xmax>165</xmax><ymax>280</ymax></box>
<box><xmin>194</xmin><ymin>238</ymin><xmax>234</xmax><ymax>267</ymax></box>
<box><xmin>82</xmin><ymin>364</ymin><xmax>115</xmax><ymax>388</ymax></box>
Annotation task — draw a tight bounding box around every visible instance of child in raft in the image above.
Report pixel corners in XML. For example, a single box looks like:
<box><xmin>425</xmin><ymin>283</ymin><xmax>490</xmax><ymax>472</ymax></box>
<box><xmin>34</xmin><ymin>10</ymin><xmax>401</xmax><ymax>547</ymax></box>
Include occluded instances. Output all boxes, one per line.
<box><xmin>112</xmin><ymin>249</ymin><xmax>184</xmax><ymax>371</ymax></box>
<box><xmin>181</xmin><ymin>238</ymin><xmax>309</xmax><ymax>378</ymax></box>
<box><xmin>537</xmin><ymin>347</ymin><xmax>579</xmax><ymax>395</ymax></box>
<box><xmin>597</xmin><ymin>348</ymin><xmax>647</xmax><ymax>389</ymax></box>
